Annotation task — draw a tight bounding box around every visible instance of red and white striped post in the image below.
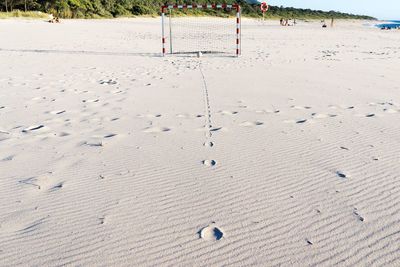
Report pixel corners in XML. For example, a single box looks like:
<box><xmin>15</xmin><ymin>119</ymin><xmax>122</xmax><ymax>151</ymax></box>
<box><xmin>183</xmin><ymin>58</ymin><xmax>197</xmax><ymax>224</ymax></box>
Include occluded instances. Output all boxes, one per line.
<box><xmin>161</xmin><ymin>6</ymin><xmax>166</xmax><ymax>56</ymax></box>
<box><xmin>235</xmin><ymin>4</ymin><xmax>241</xmax><ymax>57</ymax></box>
<box><xmin>161</xmin><ymin>3</ymin><xmax>241</xmax><ymax>57</ymax></box>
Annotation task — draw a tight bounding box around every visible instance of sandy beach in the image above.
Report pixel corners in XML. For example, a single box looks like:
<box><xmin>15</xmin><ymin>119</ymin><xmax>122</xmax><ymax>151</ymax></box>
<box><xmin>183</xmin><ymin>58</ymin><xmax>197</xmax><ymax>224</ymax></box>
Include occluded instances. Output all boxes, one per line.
<box><xmin>1</xmin><ymin>18</ymin><xmax>400</xmax><ymax>266</ymax></box>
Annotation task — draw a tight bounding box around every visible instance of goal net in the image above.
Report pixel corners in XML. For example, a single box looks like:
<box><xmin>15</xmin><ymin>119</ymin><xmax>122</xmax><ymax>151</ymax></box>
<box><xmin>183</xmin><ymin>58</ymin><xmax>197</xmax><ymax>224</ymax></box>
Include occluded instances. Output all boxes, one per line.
<box><xmin>161</xmin><ymin>4</ymin><xmax>241</xmax><ymax>57</ymax></box>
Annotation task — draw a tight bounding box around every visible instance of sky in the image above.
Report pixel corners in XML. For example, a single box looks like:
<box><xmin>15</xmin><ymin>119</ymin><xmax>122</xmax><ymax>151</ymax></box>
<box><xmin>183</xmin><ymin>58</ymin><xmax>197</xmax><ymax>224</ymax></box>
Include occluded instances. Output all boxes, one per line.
<box><xmin>267</xmin><ymin>0</ymin><xmax>400</xmax><ymax>20</ymax></box>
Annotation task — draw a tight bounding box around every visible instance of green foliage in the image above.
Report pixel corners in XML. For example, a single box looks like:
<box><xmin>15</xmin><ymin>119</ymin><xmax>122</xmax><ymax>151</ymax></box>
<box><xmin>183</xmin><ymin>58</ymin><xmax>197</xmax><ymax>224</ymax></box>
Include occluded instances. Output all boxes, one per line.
<box><xmin>0</xmin><ymin>0</ymin><xmax>376</xmax><ymax>20</ymax></box>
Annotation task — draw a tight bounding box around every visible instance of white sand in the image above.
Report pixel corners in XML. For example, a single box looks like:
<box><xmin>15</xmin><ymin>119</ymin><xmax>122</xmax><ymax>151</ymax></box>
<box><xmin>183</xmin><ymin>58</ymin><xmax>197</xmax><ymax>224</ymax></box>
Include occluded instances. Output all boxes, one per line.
<box><xmin>1</xmin><ymin>18</ymin><xmax>400</xmax><ymax>266</ymax></box>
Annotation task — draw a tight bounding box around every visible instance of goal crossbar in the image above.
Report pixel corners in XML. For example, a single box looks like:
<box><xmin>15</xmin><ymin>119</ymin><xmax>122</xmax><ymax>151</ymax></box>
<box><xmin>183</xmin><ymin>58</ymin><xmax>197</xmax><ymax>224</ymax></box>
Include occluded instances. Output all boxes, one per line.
<box><xmin>161</xmin><ymin>3</ymin><xmax>241</xmax><ymax>57</ymax></box>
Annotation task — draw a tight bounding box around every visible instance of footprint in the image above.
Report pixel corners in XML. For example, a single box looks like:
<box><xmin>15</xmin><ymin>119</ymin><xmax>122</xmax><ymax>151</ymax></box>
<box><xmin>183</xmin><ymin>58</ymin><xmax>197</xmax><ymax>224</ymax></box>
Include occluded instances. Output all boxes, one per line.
<box><xmin>0</xmin><ymin>209</ymin><xmax>47</xmax><ymax>233</ymax></box>
<box><xmin>143</xmin><ymin>127</ymin><xmax>171</xmax><ymax>133</ymax></box>
<box><xmin>365</xmin><ymin>114</ymin><xmax>376</xmax><ymax>118</ymax></box>
<box><xmin>296</xmin><ymin>119</ymin><xmax>308</xmax><ymax>124</ymax></box>
<box><xmin>83</xmin><ymin>140</ymin><xmax>103</xmax><ymax>147</ymax></box>
<box><xmin>99</xmin><ymin>216</ymin><xmax>107</xmax><ymax>225</ymax></box>
<box><xmin>204</xmin><ymin>142</ymin><xmax>214</xmax><ymax>147</ymax></box>
<box><xmin>58</xmin><ymin>132</ymin><xmax>71</xmax><ymax>137</ymax></box>
<box><xmin>199</xmin><ymin>224</ymin><xmax>224</xmax><ymax>241</ymax></box>
<box><xmin>353</xmin><ymin>209</ymin><xmax>365</xmax><ymax>222</ymax></box>
<box><xmin>83</xmin><ymin>99</ymin><xmax>100</xmax><ymax>103</ymax></box>
<box><xmin>49</xmin><ymin>182</ymin><xmax>64</xmax><ymax>192</ymax></box>
<box><xmin>104</xmin><ymin>133</ymin><xmax>117</xmax><ymax>139</ymax></box>
<box><xmin>239</xmin><ymin>121</ymin><xmax>264</xmax><ymax>127</ymax></box>
<box><xmin>209</xmin><ymin>127</ymin><xmax>227</xmax><ymax>132</ymax></box>
<box><xmin>19</xmin><ymin>174</ymin><xmax>64</xmax><ymax>192</ymax></box>
<box><xmin>176</xmin><ymin>113</ymin><xmax>204</xmax><ymax>119</ymax></box>
<box><xmin>255</xmin><ymin>109</ymin><xmax>280</xmax><ymax>114</ymax></box>
<box><xmin>1</xmin><ymin>155</ymin><xmax>15</xmax><ymax>161</ymax></box>
<box><xmin>383</xmin><ymin>108</ymin><xmax>398</xmax><ymax>114</ymax></box>
<box><xmin>99</xmin><ymin>79</ymin><xmax>117</xmax><ymax>85</ymax></box>
<box><xmin>22</xmin><ymin>125</ymin><xmax>45</xmax><ymax>133</ymax></box>
<box><xmin>311</xmin><ymin>113</ymin><xmax>336</xmax><ymax>119</ymax></box>
<box><xmin>291</xmin><ymin>105</ymin><xmax>312</xmax><ymax>110</ymax></box>
<box><xmin>110</xmin><ymin>89</ymin><xmax>123</xmax><ymax>94</ymax></box>
<box><xmin>137</xmin><ymin>114</ymin><xmax>162</xmax><ymax>118</ymax></box>
<box><xmin>336</xmin><ymin>171</ymin><xmax>348</xmax><ymax>179</ymax></box>
<box><xmin>202</xmin><ymin>160</ymin><xmax>217</xmax><ymax>167</ymax></box>
<box><xmin>218</xmin><ymin>110</ymin><xmax>238</xmax><ymax>115</ymax></box>
<box><xmin>19</xmin><ymin>217</ymin><xmax>48</xmax><ymax>233</ymax></box>
<box><xmin>49</xmin><ymin>110</ymin><xmax>66</xmax><ymax>115</ymax></box>
<box><xmin>284</xmin><ymin>119</ymin><xmax>308</xmax><ymax>124</ymax></box>
<box><xmin>311</xmin><ymin>113</ymin><xmax>324</xmax><ymax>118</ymax></box>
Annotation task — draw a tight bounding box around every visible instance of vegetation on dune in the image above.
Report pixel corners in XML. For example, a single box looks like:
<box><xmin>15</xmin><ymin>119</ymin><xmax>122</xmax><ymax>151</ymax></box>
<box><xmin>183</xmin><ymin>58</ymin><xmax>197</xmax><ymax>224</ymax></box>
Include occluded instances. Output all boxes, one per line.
<box><xmin>0</xmin><ymin>10</ymin><xmax>48</xmax><ymax>18</ymax></box>
<box><xmin>0</xmin><ymin>0</ymin><xmax>376</xmax><ymax>20</ymax></box>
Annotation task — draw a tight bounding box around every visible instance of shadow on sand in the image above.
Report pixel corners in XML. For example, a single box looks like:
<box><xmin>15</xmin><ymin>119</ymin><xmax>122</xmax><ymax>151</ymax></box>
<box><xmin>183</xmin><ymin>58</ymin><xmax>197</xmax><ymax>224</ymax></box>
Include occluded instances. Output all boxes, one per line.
<box><xmin>0</xmin><ymin>48</ymin><xmax>239</xmax><ymax>58</ymax></box>
<box><xmin>0</xmin><ymin>48</ymin><xmax>160</xmax><ymax>57</ymax></box>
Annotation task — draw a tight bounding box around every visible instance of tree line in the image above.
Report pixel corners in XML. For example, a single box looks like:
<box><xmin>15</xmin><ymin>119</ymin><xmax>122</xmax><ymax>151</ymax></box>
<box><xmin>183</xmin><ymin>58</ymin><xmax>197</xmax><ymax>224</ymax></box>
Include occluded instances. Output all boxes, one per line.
<box><xmin>0</xmin><ymin>0</ymin><xmax>376</xmax><ymax>20</ymax></box>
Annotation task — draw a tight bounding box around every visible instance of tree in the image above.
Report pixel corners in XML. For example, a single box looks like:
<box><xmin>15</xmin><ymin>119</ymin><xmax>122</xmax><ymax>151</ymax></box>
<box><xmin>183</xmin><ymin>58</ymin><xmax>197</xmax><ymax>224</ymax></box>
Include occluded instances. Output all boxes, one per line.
<box><xmin>0</xmin><ymin>0</ymin><xmax>376</xmax><ymax>20</ymax></box>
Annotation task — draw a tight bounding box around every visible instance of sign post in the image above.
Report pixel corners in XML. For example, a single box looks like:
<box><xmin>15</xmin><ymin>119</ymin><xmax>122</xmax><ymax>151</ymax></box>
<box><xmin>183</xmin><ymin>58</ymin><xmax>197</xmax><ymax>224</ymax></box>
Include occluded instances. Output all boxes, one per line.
<box><xmin>260</xmin><ymin>2</ymin><xmax>269</xmax><ymax>22</ymax></box>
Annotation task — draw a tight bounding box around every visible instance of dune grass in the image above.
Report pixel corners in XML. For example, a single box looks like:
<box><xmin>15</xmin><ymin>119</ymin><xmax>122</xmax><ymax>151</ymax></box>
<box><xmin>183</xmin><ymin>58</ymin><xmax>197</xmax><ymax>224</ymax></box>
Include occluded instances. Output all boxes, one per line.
<box><xmin>0</xmin><ymin>10</ymin><xmax>49</xmax><ymax>19</ymax></box>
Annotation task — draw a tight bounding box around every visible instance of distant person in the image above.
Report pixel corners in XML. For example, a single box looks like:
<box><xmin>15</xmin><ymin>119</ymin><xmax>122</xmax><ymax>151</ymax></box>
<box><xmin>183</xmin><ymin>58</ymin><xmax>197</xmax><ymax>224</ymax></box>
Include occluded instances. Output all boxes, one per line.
<box><xmin>331</xmin><ymin>18</ymin><xmax>334</xmax><ymax>27</ymax></box>
<box><xmin>48</xmin><ymin>15</ymin><xmax>60</xmax><ymax>24</ymax></box>
<box><xmin>48</xmin><ymin>13</ymin><xmax>54</xmax><ymax>23</ymax></box>
<box><xmin>280</xmin><ymin>18</ymin><xmax>283</xmax><ymax>26</ymax></box>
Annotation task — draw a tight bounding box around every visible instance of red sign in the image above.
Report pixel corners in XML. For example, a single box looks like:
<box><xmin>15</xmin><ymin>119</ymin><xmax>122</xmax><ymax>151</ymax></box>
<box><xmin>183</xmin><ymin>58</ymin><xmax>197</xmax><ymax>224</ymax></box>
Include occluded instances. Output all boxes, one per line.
<box><xmin>260</xmin><ymin>2</ymin><xmax>269</xmax><ymax>12</ymax></box>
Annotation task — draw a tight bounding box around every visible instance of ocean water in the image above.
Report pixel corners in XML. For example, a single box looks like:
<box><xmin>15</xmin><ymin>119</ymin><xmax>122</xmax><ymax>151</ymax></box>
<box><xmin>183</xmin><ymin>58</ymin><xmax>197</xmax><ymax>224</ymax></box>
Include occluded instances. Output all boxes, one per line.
<box><xmin>376</xmin><ymin>20</ymin><xmax>400</xmax><ymax>29</ymax></box>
